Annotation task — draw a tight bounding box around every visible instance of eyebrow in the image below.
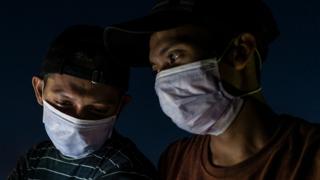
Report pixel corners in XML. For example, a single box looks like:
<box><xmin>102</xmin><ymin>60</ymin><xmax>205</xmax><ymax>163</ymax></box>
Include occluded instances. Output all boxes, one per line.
<box><xmin>94</xmin><ymin>99</ymin><xmax>119</xmax><ymax>105</ymax></box>
<box><xmin>51</xmin><ymin>83</ymin><xmax>86</xmax><ymax>97</ymax></box>
<box><xmin>51</xmin><ymin>88</ymin><xmax>119</xmax><ymax>105</ymax></box>
<box><xmin>159</xmin><ymin>41</ymin><xmax>179</xmax><ymax>56</ymax></box>
<box><xmin>51</xmin><ymin>87</ymin><xmax>66</xmax><ymax>94</ymax></box>
<box><xmin>158</xmin><ymin>35</ymin><xmax>196</xmax><ymax>56</ymax></box>
<box><xmin>50</xmin><ymin>88</ymin><xmax>73</xmax><ymax>99</ymax></box>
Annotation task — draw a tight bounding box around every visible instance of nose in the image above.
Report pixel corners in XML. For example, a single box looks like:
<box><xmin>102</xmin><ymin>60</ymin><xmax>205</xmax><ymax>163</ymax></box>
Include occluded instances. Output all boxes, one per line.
<box><xmin>62</xmin><ymin>103</ymin><xmax>88</xmax><ymax>120</ymax></box>
<box><xmin>74</xmin><ymin>108</ymin><xmax>86</xmax><ymax>120</ymax></box>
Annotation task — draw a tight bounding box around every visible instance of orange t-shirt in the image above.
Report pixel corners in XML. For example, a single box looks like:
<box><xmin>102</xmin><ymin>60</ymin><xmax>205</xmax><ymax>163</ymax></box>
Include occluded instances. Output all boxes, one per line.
<box><xmin>159</xmin><ymin>115</ymin><xmax>320</xmax><ymax>180</ymax></box>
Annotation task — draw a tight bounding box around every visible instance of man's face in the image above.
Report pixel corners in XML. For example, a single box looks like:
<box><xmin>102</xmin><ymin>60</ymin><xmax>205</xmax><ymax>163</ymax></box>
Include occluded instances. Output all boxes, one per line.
<box><xmin>149</xmin><ymin>25</ymin><xmax>213</xmax><ymax>72</ymax></box>
<box><xmin>32</xmin><ymin>74</ymin><xmax>125</xmax><ymax>120</ymax></box>
<box><xmin>149</xmin><ymin>24</ymin><xmax>260</xmax><ymax>97</ymax></box>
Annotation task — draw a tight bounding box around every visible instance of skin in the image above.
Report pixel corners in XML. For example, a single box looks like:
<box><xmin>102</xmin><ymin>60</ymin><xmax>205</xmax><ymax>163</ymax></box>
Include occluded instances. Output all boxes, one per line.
<box><xmin>149</xmin><ymin>25</ymin><xmax>278</xmax><ymax>167</ymax></box>
<box><xmin>32</xmin><ymin>73</ymin><xmax>130</xmax><ymax>120</ymax></box>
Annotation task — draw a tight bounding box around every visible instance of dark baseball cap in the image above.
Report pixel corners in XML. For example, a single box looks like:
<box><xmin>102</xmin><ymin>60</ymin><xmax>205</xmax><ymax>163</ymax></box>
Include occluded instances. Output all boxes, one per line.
<box><xmin>104</xmin><ymin>0</ymin><xmax>280</xmax><ymax>67</ymax></box>
<box><xmin>41</xmin><ymin>25</ymin><xmax>129</xmax><ymax>91</ymax></box>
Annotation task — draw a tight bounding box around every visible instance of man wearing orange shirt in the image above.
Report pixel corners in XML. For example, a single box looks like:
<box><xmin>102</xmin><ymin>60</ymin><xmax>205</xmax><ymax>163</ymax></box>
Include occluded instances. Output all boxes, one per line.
<box><xmin>105</xmin><ymin>0</ymin><xmax>320</xmax><ymax>179</ymax></box>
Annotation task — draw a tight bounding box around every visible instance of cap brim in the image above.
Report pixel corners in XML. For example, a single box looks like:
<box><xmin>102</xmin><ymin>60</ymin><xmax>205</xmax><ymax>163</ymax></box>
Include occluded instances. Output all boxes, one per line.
<box><xmin>104</xmin><ymin>11</ymin><xmax>194</xmax><ymax>67</ymax></box>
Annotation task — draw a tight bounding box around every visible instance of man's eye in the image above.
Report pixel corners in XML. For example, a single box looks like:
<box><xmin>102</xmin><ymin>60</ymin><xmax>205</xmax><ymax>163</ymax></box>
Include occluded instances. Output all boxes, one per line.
<box><xmin>168</xmin><ymin>51</ymin><xmax>180</xmax><ymax>64</ymax></box>
<box><xmin>55</xmin><ymin>100</ymin><xmax>72</xmax><ymax>107</ymax></box>
<box><xmin>89</xmin><ymin>107</ymin><xmax>110</xmax><ymax>115</ymax></box>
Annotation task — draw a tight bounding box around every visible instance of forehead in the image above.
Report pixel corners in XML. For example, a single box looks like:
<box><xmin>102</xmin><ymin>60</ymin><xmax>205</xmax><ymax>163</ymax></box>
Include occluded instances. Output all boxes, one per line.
<box><xmin>45</xmin><ymin>74</ymin><xmax>121</xmax><ymax>99</ymax></box>
<box><xmin>149</xmin><ymin>25</ymin><xmax>211</xmax><ymax>48</ymax></box>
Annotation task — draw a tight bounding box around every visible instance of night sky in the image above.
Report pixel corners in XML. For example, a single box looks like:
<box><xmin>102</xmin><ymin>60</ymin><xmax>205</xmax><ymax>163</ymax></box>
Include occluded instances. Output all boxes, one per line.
<box><xmin>1</xmin><ymin>0</ymin><xmax>319</xmax><ymax>178</ymax></box>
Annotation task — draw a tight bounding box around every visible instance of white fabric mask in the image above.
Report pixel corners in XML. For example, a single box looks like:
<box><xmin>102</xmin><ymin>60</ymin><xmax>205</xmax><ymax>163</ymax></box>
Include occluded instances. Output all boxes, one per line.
<box><xmin>42</xmin><ymin>100</ymin><xmax>116</xmax><ymax>159</ymax></box>
<box><xmin>155</xmin><ymin>57</ymin><xmax>261</xmax><ymax>136</ymax></box>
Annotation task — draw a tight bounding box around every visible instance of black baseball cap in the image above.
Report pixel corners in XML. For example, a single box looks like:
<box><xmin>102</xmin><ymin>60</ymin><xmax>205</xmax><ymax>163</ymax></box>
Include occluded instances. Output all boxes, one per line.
<box><xmin>104</xmin><ymin>0</ymin><xmax>280</xmax><ymax>67</ymax></box>
<box><xmin>41</xmin><ymin>25</ymin><xmax>129</xmax><ymax>91</ymax></box>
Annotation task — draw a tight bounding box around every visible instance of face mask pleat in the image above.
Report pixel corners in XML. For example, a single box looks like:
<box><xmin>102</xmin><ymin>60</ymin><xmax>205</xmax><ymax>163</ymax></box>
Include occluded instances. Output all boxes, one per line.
<box><xmin>154</xmin><ymin>58</ymin><xmax>245</xmax><ymax>136</ymax></box>
<box><xmin>42</xmin><ymin>100</ymin><xmax>116</xmax><ymax>159</ymax></box>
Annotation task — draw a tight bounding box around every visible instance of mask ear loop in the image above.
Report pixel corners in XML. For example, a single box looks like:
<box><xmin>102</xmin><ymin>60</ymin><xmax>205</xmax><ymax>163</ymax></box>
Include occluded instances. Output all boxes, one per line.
<box><xmin>41</xmin><ymin>74</ymin><xmax>52</xmax><ymax>104</ymax></box>
<box><xmin>113</xmin><ymin>95</ymin><xmax>127</xmax><ymax>120</ymax></box>
<box><xmin>215</xmin><ymin>38</ymin><xmax>263</xmax><ymax>98</ymax></box>
<box><xmin>238</xmin><ymin>48</ymin><xmax>263</xmax><ymax>98</ymax></box>
<box><xmin>41</xmin><ymin>78</ymin><xmax>46</xmax><ymax>104</ymax></box>
<box><xmin>255</xmin><ymin>48</ymin><xmax>263</xmax><ymax>71</ymax></box>
<box><xmin>216</xmin><ymin>38</ymin><xmax>235</xmax><ymax>63</ymax></box>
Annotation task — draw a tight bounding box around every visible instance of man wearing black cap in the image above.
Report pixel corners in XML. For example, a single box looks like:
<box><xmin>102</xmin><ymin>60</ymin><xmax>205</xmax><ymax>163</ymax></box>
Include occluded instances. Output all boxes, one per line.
<box><xmin>8</xmin><ymin>25</ymin><xmax>156</xmax><ymax>180</ymax></box>
<box><xmin>105</xmin><ymin>0</ymin><xmax>320</xmax><ymax>179</ymax></box>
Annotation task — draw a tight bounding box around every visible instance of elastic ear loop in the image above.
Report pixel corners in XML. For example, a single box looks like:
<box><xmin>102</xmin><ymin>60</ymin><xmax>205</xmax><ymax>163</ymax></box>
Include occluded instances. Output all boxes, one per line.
<box><xmin>41</xmin><ymin>74</ymin><xmax>50</xmax><ymax>94</ymax></box>
<box><xmin>215</xmin><ymin>38</ymin><xmax>263</xmax><ymax>98</ymax></box>
<box><xmin>114</xmin><ymin>96</ymin><xmax>125</xmax><ymax>119</ymax></box>
<box><xmin>239</xmin><ymin>48</ymin><xmax>263</xmax><ymax>98</ymax></box>
<box><xmin>41</xmin><ymin>75</ymin><xmax>52</xmax><ymax>103</ymax></box>
<box><xmin>216</xmin><ymin>38</ymin><xmax>235</xmax><ymax>63</ymax></box>
<box><xmin>41</xmin><ymin>79</ymin><xmax>46</xmax><ymax>102</ymax></box>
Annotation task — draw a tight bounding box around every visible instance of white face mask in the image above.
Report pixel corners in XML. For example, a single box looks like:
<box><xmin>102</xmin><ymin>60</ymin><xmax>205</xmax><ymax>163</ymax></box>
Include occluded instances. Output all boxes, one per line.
<box><xmin>42</xmin><ymin>100</ymin><xmax>117</xmax><ymax>159</ymax></box>
<box><xmin>155</xmin><ymin>57</ymin><xmax>261</xmax><ymax>136</ymax></box>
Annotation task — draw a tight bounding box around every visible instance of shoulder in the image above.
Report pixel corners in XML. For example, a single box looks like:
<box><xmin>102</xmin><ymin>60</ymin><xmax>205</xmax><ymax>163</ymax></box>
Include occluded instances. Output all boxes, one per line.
<box><xmin>159</xmin><ymin>135</ymin><xmax>208</xmax><ymax>167</ymax></box>
<box><xmin>161</xmin><ymin>135</ymin><xmax>208</xmax><ymax>157</ymax></box>
<box><xmin>278</xmin><ymin>115</ymin><xmax>320</xmax><ymax>159</ymax></box>
<box><xmin>22</xmin><ymin>140</ymin><xmax>56</xmax><ymax>159</ymax></box>
<box><xmin>279</xmin><ymin>114</ymin><xmax>320</xmax><ymax>141</ymax></box>
<box><xmin>94</xmin><ymin>132</ymin><xmax>157</xmax><ymax>179</ymax></box>
<box><xmin>15</xmin><ymin>140</ymin><xmax>54</xmax><ymax>159</ymax></box>
<box><xmin>29</xmin><ymin>140</ymin><xmax>54</xmax><ymax>151</ymax></box>
<box><xmin>158</xmin><ymin>135</ymin><xmax>208</xmax><ymax>179</ymax></box>
<box><xmin>279</xmin><ymin>115</ymin><xmax>320</xmax><ymax>177</ymax></box>
<box><xmin>7</xmin><ymin>140</ymin><xmax>54</xmax><ymax>179</ymax></box>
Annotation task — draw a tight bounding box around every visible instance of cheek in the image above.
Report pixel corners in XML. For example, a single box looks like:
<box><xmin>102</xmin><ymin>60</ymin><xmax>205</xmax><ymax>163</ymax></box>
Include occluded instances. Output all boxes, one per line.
<box><xmin>218</xmin><ymin>61</ymin><xmax>240</xmax><ymax>89</ymax></box>
<box><xmin>191</xmin><ymin>46</ymin><xmax>212</xmax><ymax>61</ymax></box>
<box><xmin>110</xmin><ymin>101</ymin><xmax>125</xmax><ymax>116</ymax></box>
<box><xmin>110</xmin><ymin>101</ymin><xmax>122</xmax><ymax>113</ymax></box>
<box><xmin>151</xmin><ymin>58</ymin><xmax>170</xmax><ymax>72</ymax></box>
<box><xmin>110</xmin><ymin>107</ymin><xmax>120</xmax><ymax>116</ymax></box>
<box><xmin>42</xmin><ymin>91</ymin><xmax>55</xmax><ymax>103</ymax></box>
<box><xmin>180</xmin><ymin>45</ymin><xmax>212</xmax><ymax>64</ymax></box>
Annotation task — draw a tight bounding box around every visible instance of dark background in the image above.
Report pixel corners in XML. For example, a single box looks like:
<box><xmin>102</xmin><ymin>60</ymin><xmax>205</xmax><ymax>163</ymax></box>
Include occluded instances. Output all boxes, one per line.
<box><xmin>1</xmin><ymin>0</ymin><xmax>319</xmax><ymax>178</ymax></box>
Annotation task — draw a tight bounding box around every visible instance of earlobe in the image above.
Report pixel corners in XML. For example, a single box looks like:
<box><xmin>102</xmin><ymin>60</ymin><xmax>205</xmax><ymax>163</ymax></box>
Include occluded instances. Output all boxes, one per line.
<box><xmin>32</xmin><ymin>76</ymin><xmax>44</xmax><ymax>106</ymax></box>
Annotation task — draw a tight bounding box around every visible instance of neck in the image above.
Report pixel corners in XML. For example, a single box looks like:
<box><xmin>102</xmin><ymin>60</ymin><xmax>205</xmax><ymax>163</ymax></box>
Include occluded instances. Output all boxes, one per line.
<box><xmin>209</xmin><ymin>96</ymin><xmax>277</xmax><ymax>167</ymax></box>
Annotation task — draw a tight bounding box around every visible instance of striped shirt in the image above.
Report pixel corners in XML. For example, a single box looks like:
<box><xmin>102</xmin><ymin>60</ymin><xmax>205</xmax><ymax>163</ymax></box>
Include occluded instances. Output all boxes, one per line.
<box><xmin>8</xmin><ymin>132</ymin><xmax>156</xmax><ymax>180</ymax></box>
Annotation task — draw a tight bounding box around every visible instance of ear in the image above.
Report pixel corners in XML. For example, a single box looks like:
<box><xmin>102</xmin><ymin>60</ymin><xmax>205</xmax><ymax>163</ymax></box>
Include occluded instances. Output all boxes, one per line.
<box><xmin>32</xmin><ymin>76</ymin><xmax>44</xmax><ymax>106</ymax></box>
<box><xmin>116</xmin><ymin>95</ymin><xmax>132</xmax><ymax>114</ymax></box>
<box><xmin>231</xmin><ymin>33</ymin><xmax>257</xmax><ymax>70</ymax></box>
<box><xmin>121</xmin><ymin>95</ymin><xmax>132</xmax><ymax>106</ymax></box>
